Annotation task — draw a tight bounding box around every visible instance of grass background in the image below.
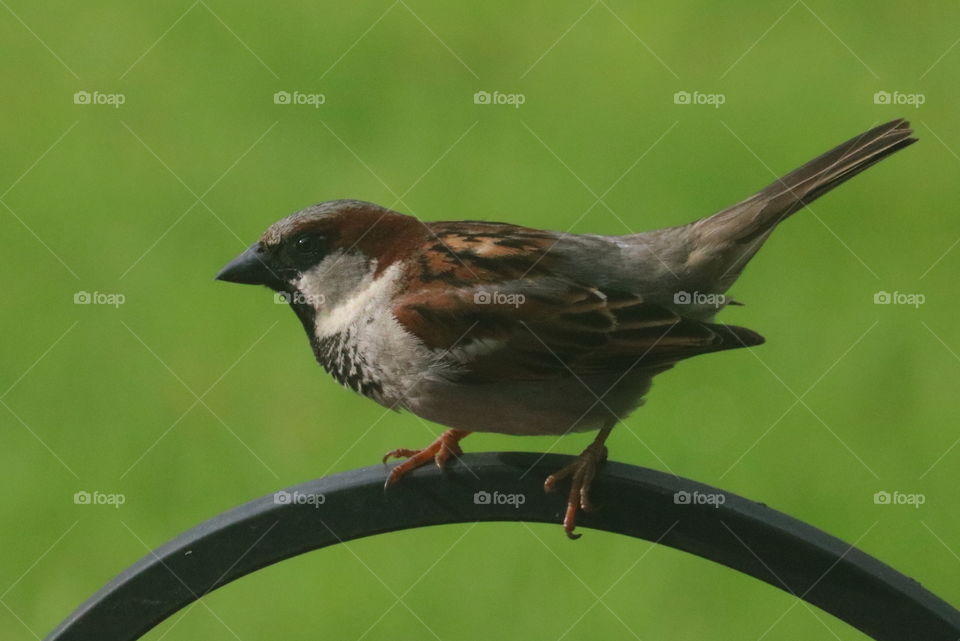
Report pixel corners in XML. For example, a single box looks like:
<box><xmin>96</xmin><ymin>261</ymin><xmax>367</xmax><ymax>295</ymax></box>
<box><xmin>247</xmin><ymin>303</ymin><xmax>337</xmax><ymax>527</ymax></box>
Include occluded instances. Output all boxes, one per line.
<box><xmin>2</xmin><ymin>1</ymin><xmax>959</xmax><ymax>639</ymax></box>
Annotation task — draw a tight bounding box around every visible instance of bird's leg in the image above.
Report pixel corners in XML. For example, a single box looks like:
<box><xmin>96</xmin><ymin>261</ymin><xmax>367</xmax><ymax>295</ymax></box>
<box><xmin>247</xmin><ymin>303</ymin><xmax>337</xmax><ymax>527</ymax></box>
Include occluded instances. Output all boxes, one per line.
<box><xmin>382</xmin><ymin>429</ymin><xmax>471</xmax><ymax>488</ymax></box>
<box><xmin>544</xmin><ymin>427</ymin><xmax>612</xmax><ymax>540</ymax></box>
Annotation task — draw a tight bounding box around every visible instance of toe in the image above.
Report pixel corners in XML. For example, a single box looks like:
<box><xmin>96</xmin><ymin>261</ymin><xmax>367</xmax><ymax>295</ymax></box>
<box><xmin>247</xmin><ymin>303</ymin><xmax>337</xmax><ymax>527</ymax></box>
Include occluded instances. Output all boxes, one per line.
<box><xmin>382</xmin><ymin>448</ymin><xmax>415</xmax><ymax>464</ymax></box>
<box><xmin>578</xmin><ymin>466</ymin><xmax>598</xmax><ymax>511</ymax></box>
<box><xmin>544</xmin><ymin>474</ymin><xmax>559</xmax><ymax>493</ymax></box>
<box><xmin>562</xmin><ymin>501</ymin><xmax>582</xmax><ymax>540</ymax></box>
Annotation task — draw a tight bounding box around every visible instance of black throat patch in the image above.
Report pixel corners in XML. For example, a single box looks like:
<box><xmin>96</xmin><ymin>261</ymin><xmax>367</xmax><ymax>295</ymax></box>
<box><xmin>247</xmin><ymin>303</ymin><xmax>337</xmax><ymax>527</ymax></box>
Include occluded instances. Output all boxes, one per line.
<box><xmin>312</xmin><ymin>331</ymin><xmax>385</xmax><ymax>401</ymax></box>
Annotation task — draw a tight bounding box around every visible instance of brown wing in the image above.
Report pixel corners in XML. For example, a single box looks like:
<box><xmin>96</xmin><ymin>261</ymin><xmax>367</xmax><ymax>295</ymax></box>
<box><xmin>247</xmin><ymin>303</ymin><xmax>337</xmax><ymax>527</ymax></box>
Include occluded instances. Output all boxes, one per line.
<box><xmin>393</xmin><ymin>221</ymin><xmax>764</xmax><ymax>383</ymax></box>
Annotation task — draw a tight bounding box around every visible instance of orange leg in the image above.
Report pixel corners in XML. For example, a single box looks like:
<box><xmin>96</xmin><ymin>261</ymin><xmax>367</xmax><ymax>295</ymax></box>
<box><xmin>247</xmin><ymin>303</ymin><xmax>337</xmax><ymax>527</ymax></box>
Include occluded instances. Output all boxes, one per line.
<box><xmin>382</xmin><ymin>429</ymin><xmax>471</xmax><ymax>488</ymax></box>
<box><xmin>544</xmin><ymin>427</ymin><xmax>611</xmax><ymax>540</ymax></box>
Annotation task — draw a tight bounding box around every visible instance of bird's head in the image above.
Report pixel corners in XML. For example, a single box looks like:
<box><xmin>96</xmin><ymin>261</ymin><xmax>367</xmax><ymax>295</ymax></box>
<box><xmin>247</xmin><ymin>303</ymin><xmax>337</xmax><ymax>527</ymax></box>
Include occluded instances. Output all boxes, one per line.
<box><xmin>215</xmin><ymin>199</ymin><xmax>421</xmax><ymax>325</ymax></box>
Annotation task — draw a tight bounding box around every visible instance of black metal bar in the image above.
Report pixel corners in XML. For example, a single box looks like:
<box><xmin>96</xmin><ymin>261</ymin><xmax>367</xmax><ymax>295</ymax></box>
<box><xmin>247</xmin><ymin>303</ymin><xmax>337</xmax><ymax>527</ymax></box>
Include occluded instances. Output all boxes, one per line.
<box><xmin>45</xmin><ymin>452</ymin><xmax>960</xmax><ymax>640</ymax></box>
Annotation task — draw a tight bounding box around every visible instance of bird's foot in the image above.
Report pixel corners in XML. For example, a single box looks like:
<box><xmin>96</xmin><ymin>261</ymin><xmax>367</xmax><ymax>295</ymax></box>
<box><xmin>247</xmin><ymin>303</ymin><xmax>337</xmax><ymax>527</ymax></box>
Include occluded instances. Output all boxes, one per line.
<box><xmin>544</xmin><ymin>436</ymin><xmax>609</xmax><ymax>540</ymax></box>
<box><xmin>382</xmin><ymin>429</ymin><xmax>470</xmax><ymax>488</ymax></box>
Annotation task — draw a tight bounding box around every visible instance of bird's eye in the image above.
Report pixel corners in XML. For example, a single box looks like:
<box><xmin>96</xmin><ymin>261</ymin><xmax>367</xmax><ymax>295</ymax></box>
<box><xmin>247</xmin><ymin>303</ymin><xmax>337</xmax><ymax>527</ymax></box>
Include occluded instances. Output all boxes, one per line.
<box><xmin>294</xmin><ymin>235</ymin><xmax>321</xmax><ymax>256</ymax></box>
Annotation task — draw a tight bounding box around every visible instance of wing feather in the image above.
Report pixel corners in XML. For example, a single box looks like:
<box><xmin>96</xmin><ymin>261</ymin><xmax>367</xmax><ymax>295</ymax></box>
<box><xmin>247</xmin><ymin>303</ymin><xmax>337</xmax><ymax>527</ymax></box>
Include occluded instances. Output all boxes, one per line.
<box><xmin>392</xmin><ymin>221</ymin><xmax>764</xmax><ymax>383</ymax></box>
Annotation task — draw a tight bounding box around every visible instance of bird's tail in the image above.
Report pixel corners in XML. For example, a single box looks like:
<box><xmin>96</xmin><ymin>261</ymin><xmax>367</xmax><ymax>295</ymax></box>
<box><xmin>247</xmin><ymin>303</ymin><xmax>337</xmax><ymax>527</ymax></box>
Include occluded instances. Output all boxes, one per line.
<box><xmin>687</xmin><ymin>118</ymin><xmax>917</xmax><ymax>292</ymax></box>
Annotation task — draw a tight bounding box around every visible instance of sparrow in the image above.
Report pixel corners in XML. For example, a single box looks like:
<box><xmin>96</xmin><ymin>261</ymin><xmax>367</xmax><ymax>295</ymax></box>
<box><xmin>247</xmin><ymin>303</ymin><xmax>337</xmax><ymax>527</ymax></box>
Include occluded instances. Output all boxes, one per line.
<box><xmin>216</xmin><ymin>118</ymin><xmax>916</xmax><ymax>538</ymax></box>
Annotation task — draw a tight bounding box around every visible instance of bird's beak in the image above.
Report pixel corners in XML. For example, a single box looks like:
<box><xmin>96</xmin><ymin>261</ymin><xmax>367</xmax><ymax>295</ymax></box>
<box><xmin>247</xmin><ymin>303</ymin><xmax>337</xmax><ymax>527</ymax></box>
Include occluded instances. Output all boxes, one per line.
<box><xmin>215</xmin><ymin>244</ymin><xmax>272</xmax><ymax>285</ymax></box>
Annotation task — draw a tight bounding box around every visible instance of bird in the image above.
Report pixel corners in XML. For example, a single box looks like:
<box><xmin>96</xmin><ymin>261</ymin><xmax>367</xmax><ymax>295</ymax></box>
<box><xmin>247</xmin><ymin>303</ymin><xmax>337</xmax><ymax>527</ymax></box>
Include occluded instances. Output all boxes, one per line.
<box><xmin>216</xmin><ymin>118</ymin><xmax>916</xmax><ymax>538</ymax></box>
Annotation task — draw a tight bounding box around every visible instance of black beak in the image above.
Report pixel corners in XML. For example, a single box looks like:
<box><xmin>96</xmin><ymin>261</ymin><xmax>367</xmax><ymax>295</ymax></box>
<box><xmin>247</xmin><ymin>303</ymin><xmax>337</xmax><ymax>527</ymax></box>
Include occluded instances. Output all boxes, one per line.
<box><xmin>215</xmin><ymin>244</ymin><xmax>273</xmax><ymax>285</ymax></box>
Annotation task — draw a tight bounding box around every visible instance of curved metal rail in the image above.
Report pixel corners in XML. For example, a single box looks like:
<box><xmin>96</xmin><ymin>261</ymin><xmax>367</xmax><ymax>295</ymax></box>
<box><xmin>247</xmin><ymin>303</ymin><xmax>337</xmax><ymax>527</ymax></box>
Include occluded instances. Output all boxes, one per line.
<box><xmin>45</xmin><ymin>452</ymin><xmax>960</xmax><ymax>640</ymax></box>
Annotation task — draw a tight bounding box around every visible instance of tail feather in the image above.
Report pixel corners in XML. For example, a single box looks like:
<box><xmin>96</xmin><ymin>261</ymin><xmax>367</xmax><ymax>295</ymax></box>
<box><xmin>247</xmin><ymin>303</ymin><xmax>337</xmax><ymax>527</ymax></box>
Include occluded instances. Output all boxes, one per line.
<box><xmin>749</xmin><ymin>118</ymin><xmax>916</xmax><ymax>228</ymax></box>
<box><xmin>690</xmin><ymin>119</ymin><xmax>917</xmax><ymax>289</ymax></box>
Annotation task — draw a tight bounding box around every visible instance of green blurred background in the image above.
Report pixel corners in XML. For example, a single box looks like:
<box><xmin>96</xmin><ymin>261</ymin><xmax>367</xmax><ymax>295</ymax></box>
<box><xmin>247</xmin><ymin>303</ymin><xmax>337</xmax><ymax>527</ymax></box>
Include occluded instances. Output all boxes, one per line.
<box><xmin>2</xmin><ymin>1</ymin><xmax>959</xmax><ymax>639</ymax></box>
